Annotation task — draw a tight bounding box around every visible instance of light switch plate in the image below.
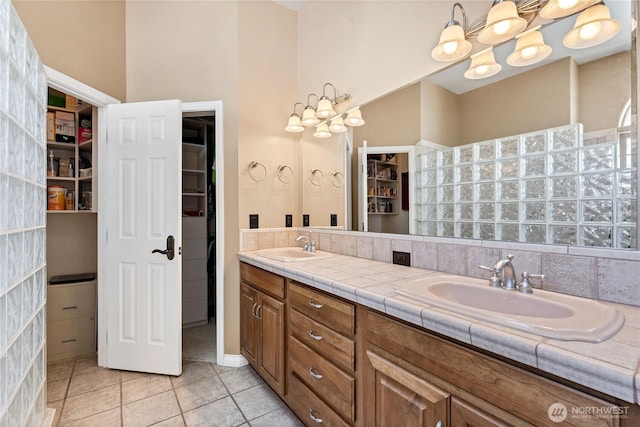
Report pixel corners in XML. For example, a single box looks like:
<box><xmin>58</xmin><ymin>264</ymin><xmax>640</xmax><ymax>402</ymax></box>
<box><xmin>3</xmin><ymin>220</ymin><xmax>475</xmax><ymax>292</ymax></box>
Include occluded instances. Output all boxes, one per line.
<box><xmin>249</xmin><ymin>214</ymin><xmax>259</xmax><ymax>229</ymax></box>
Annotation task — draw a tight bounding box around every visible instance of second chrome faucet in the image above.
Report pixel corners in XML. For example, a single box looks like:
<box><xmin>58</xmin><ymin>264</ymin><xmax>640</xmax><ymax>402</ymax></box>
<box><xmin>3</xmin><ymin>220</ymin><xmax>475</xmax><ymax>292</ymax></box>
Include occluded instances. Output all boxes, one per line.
<box><xmin>296</xmin><ymin>235</ymin><xmax>317</xmax><ymax>252</ymax></box>
<box><xmin>479</xmin><ymin>254</ymin><xmax>544</xmax><ymax>293</ymax></box>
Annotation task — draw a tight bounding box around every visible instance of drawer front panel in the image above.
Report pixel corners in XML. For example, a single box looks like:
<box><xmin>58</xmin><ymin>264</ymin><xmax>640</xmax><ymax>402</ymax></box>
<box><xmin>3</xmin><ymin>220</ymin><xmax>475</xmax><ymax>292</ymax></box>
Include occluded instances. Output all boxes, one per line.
<box><xmin>289</xmin><ymin>282</ymin><xmax>354</xmax><ymax>336</ymax></box>
<box><xmin>48</xmin><ymin>317</ymin><xmax>95</xmax><ymax>356</ymax></box>
<box><xmin>287</xmin><ymin>371</ymin><xmax>350</xmax><ymax>427</ymax></box>
<box><xmin>289</xmin><ymin>336</ymin><xmax>355</xmax><ymax>423</ymax></box>
<box><xmin>240</xmin><ymin>262</ymin><xmax>285</xmax><ymax>299</ymax></box>
<box><xmin>47</xmin><ymin>282</ymin><xmax>96</xmax><ymax>322</ymax></box>
<box><xmin>289</xmin><ymin>309</ymin><xmax>355</xmax><ymax>372</ymax></box>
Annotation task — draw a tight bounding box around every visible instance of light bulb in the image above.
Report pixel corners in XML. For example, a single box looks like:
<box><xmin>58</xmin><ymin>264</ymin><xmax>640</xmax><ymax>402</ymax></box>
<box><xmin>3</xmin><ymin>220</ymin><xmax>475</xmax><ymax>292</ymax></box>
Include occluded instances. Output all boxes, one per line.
<box><xmin>579</xmin><ymin>21</ymin><xmax>601</xmax><ymax>40</ymax></box>
<box><xmin>493</xmin><ymin>20</ymin><xmax>511</xmax><ymax>36</ymax></box>
<box><xmin>558</xmin><ymin>0</ymin><xmax>580</xmax><ymax>9</ymax></box>
<box><xmin>475</xmin><ymin>64</ymin><xmax>489</xmax><ymax>75</ymax></box>
<box><xmin>521</xmin><ymin>45</ymin><xmax>539</xmax><ymax>59</ymax></box>
<box><xmin>443</xmin><ymin>40</ymin><xmax>459</xmax><ymax>55</ymax></box>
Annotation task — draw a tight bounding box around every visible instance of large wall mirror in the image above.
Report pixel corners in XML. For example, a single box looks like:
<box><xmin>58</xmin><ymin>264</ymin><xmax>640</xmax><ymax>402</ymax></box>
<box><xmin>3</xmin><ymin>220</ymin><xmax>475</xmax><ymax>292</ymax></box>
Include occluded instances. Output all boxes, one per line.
<box><xmin>303</xmin><ymin>0</ymin><xmax>636</xmax><ymax>250</ymax></box>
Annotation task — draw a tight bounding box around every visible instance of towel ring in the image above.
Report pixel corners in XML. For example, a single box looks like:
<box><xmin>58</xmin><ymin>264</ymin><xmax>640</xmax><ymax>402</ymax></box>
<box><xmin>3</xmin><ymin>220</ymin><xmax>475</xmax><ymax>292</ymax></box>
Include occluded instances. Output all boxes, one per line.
<box><xmin>330</xmin><ymin>171</ymin><xmax>344</xmax><ymax>188</ymax></box>
<box><xmin>248</xmin><ymin>161</ymin><xmax>267</xmax><ymax>182</ymax></box>
<box><xmin>277</xmin><ymin>165</ymin><xmax>293</xmax><ymax>184</ymax></box>
<box><xmin>309</xmin><ymin>169</ymin><xmax>324</xmax><ymax>186</ymax></box>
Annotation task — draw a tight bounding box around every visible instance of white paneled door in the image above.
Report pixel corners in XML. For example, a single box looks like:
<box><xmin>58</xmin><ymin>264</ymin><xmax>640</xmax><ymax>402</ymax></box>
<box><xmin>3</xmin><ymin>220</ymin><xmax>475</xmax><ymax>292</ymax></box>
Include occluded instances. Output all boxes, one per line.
<box><xmin>105</xmin><ymin>100</ymin><xmax>183</xmax><ymax>375</ymax></box>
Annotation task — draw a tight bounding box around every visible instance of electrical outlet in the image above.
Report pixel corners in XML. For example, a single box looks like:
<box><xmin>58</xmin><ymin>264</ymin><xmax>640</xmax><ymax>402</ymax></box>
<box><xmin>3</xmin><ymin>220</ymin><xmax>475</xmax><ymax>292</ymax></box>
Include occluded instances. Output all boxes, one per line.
<box><xmin>330</xmin><ymin>214</ymin><xmax>337</xmax><ymax>227</ymax></box>
<box><xmin>393</xmin><ymin>251</ymin><xmax>410</xmax><ymax>266</ymax></box>
<box><xmin>285</xmin><ymin>214</ymin><xmax>293</xmax><ymax>227</ymax></box>
<box><xmin>249</xmin><ymin>214</ymin><xmax>259</xmax><ymax>229</ymax></box>
<box><xmin>303</xmin><ymin>214</ymin><xmax>310</xmax><ymax>227</ymax></box>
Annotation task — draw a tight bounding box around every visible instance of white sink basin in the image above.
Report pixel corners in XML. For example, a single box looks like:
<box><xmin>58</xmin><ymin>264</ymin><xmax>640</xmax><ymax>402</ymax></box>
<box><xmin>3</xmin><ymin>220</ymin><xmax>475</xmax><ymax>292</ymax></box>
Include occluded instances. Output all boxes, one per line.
<box><xmin>254</xmin><ymin>247</ymin><xmax>334</xmax><ymax>262</ymax></box>
<box><xmin>396</xmin><ymin>274</ymin><xmax>624</xmax><ymax>342</ymax></box>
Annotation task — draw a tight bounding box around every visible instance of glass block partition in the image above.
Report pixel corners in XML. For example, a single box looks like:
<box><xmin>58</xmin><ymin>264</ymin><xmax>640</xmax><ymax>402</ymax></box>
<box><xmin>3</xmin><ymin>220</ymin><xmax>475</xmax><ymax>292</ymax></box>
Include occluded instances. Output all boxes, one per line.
<box><xmin>0</xmin><ymin>0</ymin><xmax>48</xmax><ymax>425</ymax></box>
<box><xmin>415</xmin><ymin>124</ymin><xmax>637</xmax><ymax>249</ymax></box>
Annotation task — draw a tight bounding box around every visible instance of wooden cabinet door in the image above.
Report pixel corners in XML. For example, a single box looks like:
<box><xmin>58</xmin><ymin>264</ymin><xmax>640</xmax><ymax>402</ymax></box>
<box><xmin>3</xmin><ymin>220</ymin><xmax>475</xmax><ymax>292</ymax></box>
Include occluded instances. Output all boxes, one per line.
<box><xmin>368</xmin><ymin>351</ymin><xmax>449</xmax><ymax>427</ymax></box>
<box><xmin>451</xmin><ymin>397</ymin><xmax>512</xmax><ymax>427</ymax></box>
<box><xmin>258</xmin><ymin>291</ymin><xmax>286</xmax><ymax>396</ymax></box>
<box><xmin>240</xmin><ymin>282</ymin><xmax>259</xmax><ymax>367</ymax></box>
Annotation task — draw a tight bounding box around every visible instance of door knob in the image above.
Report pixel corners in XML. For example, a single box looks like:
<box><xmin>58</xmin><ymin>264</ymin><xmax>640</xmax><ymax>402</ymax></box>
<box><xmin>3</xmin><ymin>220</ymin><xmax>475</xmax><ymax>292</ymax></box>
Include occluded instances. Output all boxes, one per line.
<box><xmin>152</xmin><ymin>235</ymin><xmax>175</xmax><ymax>260</ymax></box>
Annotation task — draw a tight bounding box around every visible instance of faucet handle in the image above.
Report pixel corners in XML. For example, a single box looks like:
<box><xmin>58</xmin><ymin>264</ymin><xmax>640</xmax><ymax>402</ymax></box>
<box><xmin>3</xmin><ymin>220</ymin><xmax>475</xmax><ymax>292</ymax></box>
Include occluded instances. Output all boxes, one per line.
<box><xmin>478</xmin><ymin>264</ymin><xmax>496</xmax><ymax>273</ymax></box>
<box><xmin>479</xmin><ymin>265</ymin><xmax>502</xmax><ymax>288</ymax></box>
<box><xmin>518</xmin><ymin>272</ymin><xmax>545</xmax><ymax>294</ymax></box>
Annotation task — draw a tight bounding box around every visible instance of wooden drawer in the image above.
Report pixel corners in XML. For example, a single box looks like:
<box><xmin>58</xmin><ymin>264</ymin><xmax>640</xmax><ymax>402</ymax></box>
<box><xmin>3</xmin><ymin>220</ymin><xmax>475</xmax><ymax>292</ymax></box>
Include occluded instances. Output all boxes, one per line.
<box><xmin>289</xmin><ymin>309</ymin><xmax>355</xmax><ymax>372</ymax></box>
<box><xmin>289</xmin><ymin>281</ymin><xmax>354</xmax><ymax>336</ymax></box>
<box><xmin>47</xmin><ymin>282</ymin><xmax>96</xmax><ymax>322</ymax></box>
<box><xmin>240</xmin><ymin>262</ymin><xmax>285</xmax><ymax>299</ymax></box>
<box><xmin>289</xmin><ymin>336</ymin><xmax>355</xmax><ymax>423</ymax></box>
<box><xmin>48</xmin><ymin>317</ymin><xmax>95</xmax><ymax>357</ymax></box>
<box><xmin>287</xmin><ymin>370</ymin><xmax>351</xmax><ymax>427</ymax></box>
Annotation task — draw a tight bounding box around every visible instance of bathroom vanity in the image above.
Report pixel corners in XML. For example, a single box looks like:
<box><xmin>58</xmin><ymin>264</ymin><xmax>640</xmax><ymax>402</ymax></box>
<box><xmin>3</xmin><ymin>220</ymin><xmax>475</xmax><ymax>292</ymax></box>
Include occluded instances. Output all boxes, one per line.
<box><xmin>238</xmin><ymin>251</ymin><xmax>640</xmax><ymax>427</ymax></box>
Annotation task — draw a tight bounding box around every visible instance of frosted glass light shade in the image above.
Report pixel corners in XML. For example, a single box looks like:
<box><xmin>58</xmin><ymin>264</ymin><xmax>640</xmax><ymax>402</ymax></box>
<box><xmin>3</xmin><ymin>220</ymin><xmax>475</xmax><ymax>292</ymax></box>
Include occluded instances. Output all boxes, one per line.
<box><xmin>301</xmin><ymin>106</ymin><xmax>320</xmax><ymax>126</ymax></box>
<box><xmin>316</xmin><ymin>97</ymin><xmax>337</xmax><ymax>119</ymax></box>
<box><xmin>478</xmin><ymin>1</ymin><xmax>527</xmax><ymax>45</ymax></box>
<box><xmin>563</xmin><ymin>4</ymin><xmax>620</xmax><ymax>49</ymax></box>
<box><xmin>539</xmin><ymin>0</ymin><xmax>599</xmax><ymax>20</ymax></box>
<box><xmin>285</xmin><ymin>114</ymin><xmax>304</xmax><ymax>132</ymax></box>
<box><xmin>313</xmin><ymin>123</ymin><xmax>332</xmax><ymax>138</ymax></box>
<box><xmin>431</xmin><ymin>24</ymin><xmax>472</xmax><ymax>62</ymax></box>
<box><xmin>344</xmin><ymin>109</ymin><xmax>365</xmax><ymax>126</ymax></box>
<box><xmin>507</xmin><ymin>29</ymin><xmax>552</xmax><ymax>67</ymax></box>
<box><xmin>329</xmin><ymin>116</ymin><xmax>348</xmax><ymax>133</ymax></box>
<box><xmin>464</xmin><ymin>48</ymin><xmax>502</xmax><ymax>79</ymax></box>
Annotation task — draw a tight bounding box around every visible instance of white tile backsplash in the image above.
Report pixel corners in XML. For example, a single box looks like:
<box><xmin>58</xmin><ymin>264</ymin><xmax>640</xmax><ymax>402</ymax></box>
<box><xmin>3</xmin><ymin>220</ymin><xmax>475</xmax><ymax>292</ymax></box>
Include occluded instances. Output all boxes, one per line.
<box><xmin>0</xmin><ymin>0</ymin><xmax>47</xmax><ymax>424</ymax></box>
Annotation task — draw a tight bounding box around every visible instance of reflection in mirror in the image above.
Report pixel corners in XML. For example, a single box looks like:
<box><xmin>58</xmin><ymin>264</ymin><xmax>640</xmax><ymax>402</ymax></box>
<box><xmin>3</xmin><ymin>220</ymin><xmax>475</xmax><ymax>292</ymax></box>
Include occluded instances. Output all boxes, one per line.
<box><xmin>342</xmin><ymin>0</ymin><xmax>636</xmax><ymax>249</ymax></box>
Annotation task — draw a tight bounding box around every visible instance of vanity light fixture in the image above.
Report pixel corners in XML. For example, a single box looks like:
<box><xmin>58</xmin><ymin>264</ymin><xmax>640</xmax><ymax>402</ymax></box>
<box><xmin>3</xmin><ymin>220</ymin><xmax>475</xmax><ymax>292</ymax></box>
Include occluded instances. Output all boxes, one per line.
<box><xmin>284</xmin><ymin>102</ymin><xmax>305</xmax><ymax>133</ymax></box>
<box><xmin>316</xmin><ymin>83</ymin><xmax>342</xmax><ymax>119</ymax></box>
<box><xmin>477</xmin><ymin>0</ymin><xmax>527</xmax><ymax>45</ymax></box>
<box><xmin>539</xmin><ymin>0</ymin><xmax>600</xmax><ymax>20</ymax></box>
<box><xmin>563</xmin><ymin>3</ymin><xmax>620</xmax><ymax>49</ymax></box>
<box><xmin>464</xmin><ymin>47</ymin><xmax>502</xmax><ymax>79</ymax></box>
<box><xmin>507</xmin><ymin>26</ymin><xmax>553</xmax><ymax>67</ymax></box>
<box><xmin>431</xmin><ymin>2</ymin><xmax>473</xmax><ymax>62</ymax></box>
<box><xmin>344</xmin><ymin>108</ymin><xmax>366</xmax><ymax>126</ymax></box>
<box><xmin>300</xmin><ymin>94</ymin><xmax>320</xmax><ymax>127</ymax></box>
<box><xmin>329</xmin><ymin>116</ymin><xmax>348</xmax><ymax>133</ymax></box>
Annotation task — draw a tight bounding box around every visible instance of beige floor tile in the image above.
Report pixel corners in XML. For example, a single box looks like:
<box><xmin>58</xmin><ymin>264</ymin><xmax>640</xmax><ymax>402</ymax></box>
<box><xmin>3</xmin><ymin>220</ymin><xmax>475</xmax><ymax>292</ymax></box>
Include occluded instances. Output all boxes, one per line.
<box><xmin>174</xmin><ymin>375</ymin><xmax>228</xmax><ymax>412</ymax></box>
<box><xmin>47</xmin><ymin>359</ymin><xmax>75</xmax><ymax>383</ymax></box>
<box><xmin>72</xmin><ymin>354</ymin><xmax>99</xmax><ymax>375</ymax></box>
<box><xmin>67</xmin><ymin>367</ymin><xmax>121</xmax><ymax>397</ymax></box>
<box><xmin>48</xmin><ymin>400</ymin><xmax>64</xmax><ymax>427</ymax></box>
<box><xmin>153</xmin><ymin>415</ymin><xmax>186</xmax><ymax>426</ymax></box>
<box><xmin>59</xmin><ymin>383</ymin><xmax>121</xmax><ymax>425</ymax></box>
<box><xmin>122</xmin><ymin>390</ymin><xmax>180</xmax><ymax>427</ymax></box>
<box><xmin>233</xmin><ymin>384</ymin><xmax>283</xmax><ymax>421</ymax></box>
<box><xmin>217</xmin><ymin>365</ymin><xmax>262</xmax><ymax>395</ymax></box>
<box><xmin>61</xmin><ymin>407</ymin><xmax>121</xmax><ymax>427</ymax></box>
<box><xmin>249</xmin><ymin>407</ymin><xmax>303</xmax><ymax>426</ymax></box>
<box><xmin>170</xmin><ymin>361</ymin><xmax>216</xmax><ymax>389</ymax></box>
<box><xmin>122</xmin><ymin>374</ymin><xmax>172</xmax><ymax>405</ymax></box>
<box><xmin>182</xmin><ymin>396</ymin><xmax>245</xmax><ymax>427</ymax></box>
<box><xmin>121</xmin><ymin>370</ymin><xmax>149</xmax><ymax>383</ymax></box>
<box><xmin>47</xmin><ymin>378</ymin><xmax>69</xmax><ymax>403</ymax></box>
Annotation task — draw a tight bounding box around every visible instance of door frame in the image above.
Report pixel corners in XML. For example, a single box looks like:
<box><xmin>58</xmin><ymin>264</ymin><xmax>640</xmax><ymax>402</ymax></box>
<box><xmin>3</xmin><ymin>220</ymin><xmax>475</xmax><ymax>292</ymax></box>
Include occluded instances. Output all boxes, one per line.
<box><xmin>45</xmin><ymin>67</ymin><xmax>226</xmax><ymax>367</ymax></box>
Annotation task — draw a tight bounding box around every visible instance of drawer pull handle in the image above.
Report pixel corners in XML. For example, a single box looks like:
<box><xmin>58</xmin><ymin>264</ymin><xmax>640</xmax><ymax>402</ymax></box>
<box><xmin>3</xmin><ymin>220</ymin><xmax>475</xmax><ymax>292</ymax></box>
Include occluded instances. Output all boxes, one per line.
<box><xmin>309</xmin><ymin>301</ymin><xmax>323</xmax><ymax>309</ymax></box>
<box><xmin>62</xmin><ymin>306</ymin><xmax>78</xmax><ymax>310</ymax></box>
<box><xmin>308</xmin><ymin>367</ymin><xmax>323</xmax><ymax>379</ymax></box>
<box><xmin>61</xmin><ymin>339</ymin><xmax>77</xmax><ymax>344</ymax></box>
<box><xmin>308</xmin><ymin>330</ymin><xmax>323</xmax><ymax>341</ymax></box>
<box><xmin>309</xmin><ymin>409</ymin><xmax>323</xmax><ymax>424</ymax></box>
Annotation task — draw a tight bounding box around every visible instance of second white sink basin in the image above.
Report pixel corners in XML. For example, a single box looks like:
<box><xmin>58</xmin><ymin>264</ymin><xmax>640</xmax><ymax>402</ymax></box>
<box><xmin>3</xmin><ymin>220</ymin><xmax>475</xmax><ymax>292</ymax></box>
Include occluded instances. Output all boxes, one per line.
<box><xmin>254</xmin><ymin>247</ymin><xmax>334</xmax><ymax>262</ymax></box>
<box><xmin>396</xmin><ymin>274</ymin><xmax>624</xmax><ymax>342</ymax></box>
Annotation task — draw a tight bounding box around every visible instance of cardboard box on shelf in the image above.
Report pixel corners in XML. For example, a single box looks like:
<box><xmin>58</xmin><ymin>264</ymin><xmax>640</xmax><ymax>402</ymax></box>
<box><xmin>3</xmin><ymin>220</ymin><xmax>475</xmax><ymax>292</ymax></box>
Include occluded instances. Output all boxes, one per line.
<box><xmin>55</xmin><ymin>111</ymin><xmax>75</xmax><ymax>143</ymax></box>
<box><xmin>66</xmin><ymin>95</ymin><xmax>79</xmax><ymax>108</ymax></box>
<box><xmin>46</xmin><ymin>112</ymin><xmax>55</xmax><ymax>141</ymax></box>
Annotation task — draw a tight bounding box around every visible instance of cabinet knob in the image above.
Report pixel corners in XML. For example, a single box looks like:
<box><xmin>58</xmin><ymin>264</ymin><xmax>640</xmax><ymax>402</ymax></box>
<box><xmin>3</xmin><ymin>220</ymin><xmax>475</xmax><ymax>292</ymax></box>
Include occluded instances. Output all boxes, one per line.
<box><xmin>309</xmin><ymin>409</ymin><xmax>323</xmax><ymax>424</ymax></box>
<box><xmin>308</xmin><ymin>330</ymin><xmax>323</xmax><ymax>341</ymax></box>
<box><xmin>308</xmin><ymin>367</ymin><xmax>323</xmax><ymax>380</ymax></box>
<box><xmin>309</xmin><ymin>301</ymin><xmax>323</xmax><ymax>309</ymax></box>
<box><xmin>435</xmin><ymin>421</ymin><xmax>442</xmax><ymax>427</ymax></box>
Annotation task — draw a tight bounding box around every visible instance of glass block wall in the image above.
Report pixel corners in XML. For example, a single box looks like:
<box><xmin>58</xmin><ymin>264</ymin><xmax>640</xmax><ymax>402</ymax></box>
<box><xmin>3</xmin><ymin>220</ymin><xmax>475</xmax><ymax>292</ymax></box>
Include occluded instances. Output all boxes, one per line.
<box><xmin>0</xmin><ymin>0</ymin><xmax>48</xmax><ymax>425</ymax></box>
<box><xmin>415</xmin><ymin>124</ymin><xmax>638</xmax><ymax>249</ymax></box>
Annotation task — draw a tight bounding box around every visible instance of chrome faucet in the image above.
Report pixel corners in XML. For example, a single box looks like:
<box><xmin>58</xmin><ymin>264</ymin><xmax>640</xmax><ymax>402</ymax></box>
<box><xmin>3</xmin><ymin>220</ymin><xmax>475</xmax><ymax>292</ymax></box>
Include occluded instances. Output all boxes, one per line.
<box><xmin>479</xmin><ymin>254</ymin><xmax>545</xmax><ymax>293</ymax></box>
<box><xmin>296</xmin><ymin>235</ymin><xmax>317</xmax><ymax>252</ymax></box>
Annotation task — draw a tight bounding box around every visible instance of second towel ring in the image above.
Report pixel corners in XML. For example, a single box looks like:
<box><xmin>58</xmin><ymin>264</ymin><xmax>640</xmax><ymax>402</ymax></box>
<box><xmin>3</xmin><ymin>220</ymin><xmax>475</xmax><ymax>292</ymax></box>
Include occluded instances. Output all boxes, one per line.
<box><xmin>249</xmin><ymin>161</ymin><xmax>267</xmax><ymax>182</ymax></box>
<box><xmin>277</xmin><ymin>165</ymin><xmax>293</xmax><ymax>184</ymax></box>
<box><xmin>309</xmin><ymin>169</ymin><xmax>324</xmax><ymax>186</ymax></box>
<box><xmin>330</xmin><ymin>171</ymin><xmax>344</xmax><ymax>188</ymax></box>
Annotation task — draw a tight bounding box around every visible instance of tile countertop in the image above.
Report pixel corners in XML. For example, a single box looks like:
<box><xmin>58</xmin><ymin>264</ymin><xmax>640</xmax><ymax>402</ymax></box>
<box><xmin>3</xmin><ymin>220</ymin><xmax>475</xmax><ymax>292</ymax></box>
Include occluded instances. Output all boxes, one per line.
<box><xmin>237</xmin><ymin>251</ymin><xmax>640</xmax><ymax>405</ymax></box>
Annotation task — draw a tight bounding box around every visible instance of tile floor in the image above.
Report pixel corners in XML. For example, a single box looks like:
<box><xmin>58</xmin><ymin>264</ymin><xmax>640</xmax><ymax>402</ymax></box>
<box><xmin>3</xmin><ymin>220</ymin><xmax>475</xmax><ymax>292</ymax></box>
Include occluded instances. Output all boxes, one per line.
<box><xmin>46</xmin><ymin>325</ymin><xmax>303</xmax><ymax>426</ymax></box>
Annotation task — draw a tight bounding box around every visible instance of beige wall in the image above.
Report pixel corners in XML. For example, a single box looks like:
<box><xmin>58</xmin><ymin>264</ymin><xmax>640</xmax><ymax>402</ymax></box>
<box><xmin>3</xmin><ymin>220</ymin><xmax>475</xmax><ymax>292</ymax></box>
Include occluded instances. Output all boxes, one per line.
<box><xmin>421</xmin><ymin>79</ymin><xmax>459</xmax><ymax>147</ymax></box>
<box><xmin>13</xmin><ymin>0</ymin><xmax>126</xmax><ymax>101</ymax></box>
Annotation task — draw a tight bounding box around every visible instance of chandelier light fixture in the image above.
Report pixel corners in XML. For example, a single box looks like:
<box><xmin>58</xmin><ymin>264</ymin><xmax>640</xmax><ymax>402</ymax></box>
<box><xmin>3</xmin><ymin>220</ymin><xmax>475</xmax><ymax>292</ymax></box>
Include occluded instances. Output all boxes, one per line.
<box><xmin>285</xmin><ymin>83</ymin><xmax>365</xmax><ymax>138</ymax></box>
<box><xmin>431</xmin><ymin>0</ymin><xmax>622</xmax><ymax>80</ymax></box>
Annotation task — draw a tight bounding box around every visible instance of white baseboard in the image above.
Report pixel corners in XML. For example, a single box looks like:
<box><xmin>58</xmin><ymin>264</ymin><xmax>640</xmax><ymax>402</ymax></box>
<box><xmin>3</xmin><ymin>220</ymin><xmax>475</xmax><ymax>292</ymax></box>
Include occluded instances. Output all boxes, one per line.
<box><xmin>220</xmin><ymin>354</ymin><xmax>248</xmax><ymax>367</ymax></box>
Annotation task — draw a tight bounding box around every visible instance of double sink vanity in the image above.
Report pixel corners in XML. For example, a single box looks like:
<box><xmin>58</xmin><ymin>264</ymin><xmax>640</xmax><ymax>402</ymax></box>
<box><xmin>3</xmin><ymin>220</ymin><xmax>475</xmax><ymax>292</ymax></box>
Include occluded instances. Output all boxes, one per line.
<box><xmin>238</xmin><ymin>243</ymin><xmax>639</xmax><ymax>426</ymax></box>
